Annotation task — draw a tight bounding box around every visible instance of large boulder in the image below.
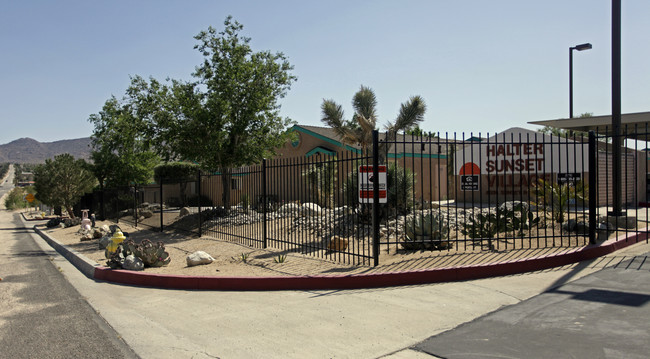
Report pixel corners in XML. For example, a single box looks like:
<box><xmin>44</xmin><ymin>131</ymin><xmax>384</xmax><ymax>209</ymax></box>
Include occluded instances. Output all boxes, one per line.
<box><xmin>498</xmin><ymin>201</ymin><xmax>529</xmax><ymax>213</ymax></box>
<box><xmin>607</xmin><ymin>215</ymin><xmax>637</xmax><ymax>229</ymax></box>
<box><xmin>98</xmin><ymin>234</ymin><xmax>113</xmax><ymax>250</ymax></box>
<box><xmin>327</xmin><ymin>235</ymin><xmax>349</xmax><ymax>251</ymax></box>
<box><xmin>139</xmin><ymin>209</ymin><xmax>154</xmax><ymax>219</ymax></box>
<box><xmin>186</xmin><ymin>251</ymin><xmax>215</xmax><ymax>267</ymax></box>
<box><xmin>179</xmin><ymin>207</ymin><xmax>191</xmax><ymax>217</ymax></box>
<box><xmin>80</xmin><ymin>233</ymin><xmax>94</xmax><ymax>241</ymax></box>
<box><xmin>301</xmin><ymin>203</ymin><xmax>322</xmax><ymax>217</ymax></box>
<box><xmin>277</xmin><ymin>203</ymin><xmax>300</xmax><ymax>215</ymax></box>
<box><xmin>122</xmin><ymin>255</ymin><xmax>144</xmax><ymax>271</ymax></box>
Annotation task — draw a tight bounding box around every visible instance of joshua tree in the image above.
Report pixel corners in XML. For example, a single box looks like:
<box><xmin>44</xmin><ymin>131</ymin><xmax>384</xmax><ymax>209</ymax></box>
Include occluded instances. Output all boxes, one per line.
<box><xmin>320</xmin><ymin>85</ymin><xmax>426</xmax><ymax>163</ymax></box>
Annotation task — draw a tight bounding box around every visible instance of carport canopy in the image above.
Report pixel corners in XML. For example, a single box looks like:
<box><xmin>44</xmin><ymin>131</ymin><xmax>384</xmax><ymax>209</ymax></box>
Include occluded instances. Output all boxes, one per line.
<box><xmin>528</xmin><ymin>111</ymin><xmax>650</xmax><ymax>140</ymax></box>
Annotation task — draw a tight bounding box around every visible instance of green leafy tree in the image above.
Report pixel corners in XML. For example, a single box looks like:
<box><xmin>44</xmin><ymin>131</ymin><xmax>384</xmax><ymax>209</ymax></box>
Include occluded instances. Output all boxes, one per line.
<box><xmin>133</xmin><ymin>16</ymin><xmax>296</xmax><ymax>208</ymax></box>
<box><xmin>405</xmin><ymin>125</ymin><xmax>436</xmax><ymax>138</ymax></box>
<box><xmin>320</xmin><ymin>85</ymin><xmax>426</xmax><ymax>163</ymax></box>
<box><xmin>3</xmin><ymin>187</ymin><xmax>35</xmax><ymax>210</ymax></box>
<box><xmin>88</xmin><ymin>96</ymin><xmax>160</xmax><ymax>187</ymax></box>
<box><xmin>538</xmin><ymin>112</ymin><xmax>592</xmax><ymax>138</ymax></box>
<box><xmin>154</xmin><ymin>162</ymin><xmax>200</xmax><ymax>205</ymax></box>
<box><xmin>12</xmin><ymin>164</ymin><xmax>22</xmax><ymax>186</ymax></box>
<box><xmin>33</xmin><ymin>154</ymin><xmax>96</xmax><ymax>218</ymax></box>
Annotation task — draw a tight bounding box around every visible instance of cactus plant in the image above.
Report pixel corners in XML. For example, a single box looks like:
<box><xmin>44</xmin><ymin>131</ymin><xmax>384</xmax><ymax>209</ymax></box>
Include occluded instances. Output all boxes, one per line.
<box><xmin>128</xmin><ymin>239</ymin><xmax>171</xmax><ymax>267</ymax></box>
<box><xmin>509</xmin><ymin>204</ymin><xmax>541</xmax><ymax>236</ymax></box>
<box><xmin>106</xmin><ymin>239</ymin><xmax>170</xmax><ymax>268</ymax></box>
<box><xmin>403</xmin><ymin>211</ymin><xmax>450</xmax><ymax>250</ymax></box>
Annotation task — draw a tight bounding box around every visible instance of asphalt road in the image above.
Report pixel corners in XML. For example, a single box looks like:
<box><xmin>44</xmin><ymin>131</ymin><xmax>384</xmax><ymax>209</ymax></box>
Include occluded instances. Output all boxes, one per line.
<box><xmin>0</xmin><ymin>174</ymin><xmax>138</xmax><ymax>358</ymax></box>
<box><xmin>414</xmin><ymin>254</ymin><xmax>650</xmax><ymax>358</ymax></box>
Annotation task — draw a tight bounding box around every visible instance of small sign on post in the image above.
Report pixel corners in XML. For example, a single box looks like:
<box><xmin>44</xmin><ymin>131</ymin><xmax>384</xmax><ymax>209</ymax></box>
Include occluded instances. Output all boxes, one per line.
<box><xmin>557</xmin><ymin>172</ymin><xmax>581</xmax><ymax>185</ymax></box>
<box><xmin>460</xmin><ymin>175</ymin><xmax>479</xmax><ymax>191</ymax></box>
<box><xmin>358</xmin><ymin>165</ymin><xmax>387</xmax><ymax>204</ymax></box>
<box><xmin>24</xmin><ymin>193</ymin><xmax>35</xmax><ymax>203</ymax></box>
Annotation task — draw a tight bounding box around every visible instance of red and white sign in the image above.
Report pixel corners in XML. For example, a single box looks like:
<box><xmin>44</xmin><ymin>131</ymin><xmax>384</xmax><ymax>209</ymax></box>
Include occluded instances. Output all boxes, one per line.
<box><xmin>358</xmin><ymin>165</ymin><xmax>387</xmax><ymax>204</ymax></box>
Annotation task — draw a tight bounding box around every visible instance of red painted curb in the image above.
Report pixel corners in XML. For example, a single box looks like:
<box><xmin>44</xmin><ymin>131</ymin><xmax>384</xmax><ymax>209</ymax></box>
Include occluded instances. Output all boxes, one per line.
<box><xmin>93</xmin><ymin>230</ymin><xmax>648</xmax><ymax>291</ymax></box>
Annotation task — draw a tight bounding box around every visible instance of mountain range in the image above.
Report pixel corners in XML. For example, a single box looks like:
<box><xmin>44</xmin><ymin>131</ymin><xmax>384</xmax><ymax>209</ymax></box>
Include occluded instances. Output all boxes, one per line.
<box><xmin>0</xmin><ymin>137</ymin><xmax>92</xmax><ymax>164</ymax></box>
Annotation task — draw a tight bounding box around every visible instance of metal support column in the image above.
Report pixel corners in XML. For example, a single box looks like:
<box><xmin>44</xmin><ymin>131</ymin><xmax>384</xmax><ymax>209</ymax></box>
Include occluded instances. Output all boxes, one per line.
<box><xmin>589</xmin><ymin>131</ymin><xmax>597</xmax><ymax>244</ymax></box>
<box><xmin>197</xmin><ymin>170</ymin><xmax>202</xmax><ymax>237</ymax></box>
<box><xmin>160</xmin><ymin>177</ymin><xmax>164</xmax><ymax>232</ymax></box>
<box><xmin>372</xmin><ymin>130</ymin><xmax>380</xmax><ymax>267</ymax></box>
<box><xmin>610</xmin><ymin>0</ymin><xmax>624</xmax><ymax>216</ymax></box>
<box><xmin>262</xmin><ymin>159</ymin><xmax>268</xmax><ymax>249</ymax></box>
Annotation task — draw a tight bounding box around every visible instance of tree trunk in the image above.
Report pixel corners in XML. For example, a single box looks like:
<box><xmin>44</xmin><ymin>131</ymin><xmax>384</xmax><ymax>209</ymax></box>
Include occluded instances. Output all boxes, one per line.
<box><xmin>66</xmin><ymin>206</ymin><xmax>75</xmax><ymax>219</ymax></box>
<box><xmin>221</xmin><ymin>168</ymin><xmax>232</xmax><ymax>210</ymax></box>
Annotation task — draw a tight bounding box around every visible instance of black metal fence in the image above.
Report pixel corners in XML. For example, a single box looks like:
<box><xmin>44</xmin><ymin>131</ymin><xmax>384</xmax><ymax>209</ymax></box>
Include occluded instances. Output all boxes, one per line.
<box><xmin>86</xmin><ymin>127</ymin><xmax>649</xmax><ymax>266</ymax></box>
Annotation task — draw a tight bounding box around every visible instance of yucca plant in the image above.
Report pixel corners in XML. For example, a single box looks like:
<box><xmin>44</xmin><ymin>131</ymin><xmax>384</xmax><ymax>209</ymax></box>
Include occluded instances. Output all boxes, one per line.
<box><xmin>533</xmin><ymin>179</ymin><xmax>588</xmax><ymax>225</ymax></box>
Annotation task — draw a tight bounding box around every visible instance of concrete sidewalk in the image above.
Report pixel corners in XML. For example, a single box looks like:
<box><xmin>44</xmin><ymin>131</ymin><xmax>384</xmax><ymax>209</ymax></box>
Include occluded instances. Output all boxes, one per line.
<box><xmin>393</xmin><ymin>242</ymin><xmax>650</xmax><ymax>359</ymax></box>
<box><xmin>23</xmin><ymin>210</ymin><xmax>650</xmax><ymax>358</ymax></box>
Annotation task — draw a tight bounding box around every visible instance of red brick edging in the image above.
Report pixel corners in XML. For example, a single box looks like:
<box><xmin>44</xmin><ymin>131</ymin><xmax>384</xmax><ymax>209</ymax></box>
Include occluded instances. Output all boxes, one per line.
<box><xmin>92</xmin><ymin>230</ymin><xmax>648</xmax><ymax>291</ymax></box>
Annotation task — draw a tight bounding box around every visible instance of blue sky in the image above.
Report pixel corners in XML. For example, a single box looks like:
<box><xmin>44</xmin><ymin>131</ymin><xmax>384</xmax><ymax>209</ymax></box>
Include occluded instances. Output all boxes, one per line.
<box><xmin>0</xmin><ymin>0</ymin><xmax>648</xmax><ymax>144</ymax></box>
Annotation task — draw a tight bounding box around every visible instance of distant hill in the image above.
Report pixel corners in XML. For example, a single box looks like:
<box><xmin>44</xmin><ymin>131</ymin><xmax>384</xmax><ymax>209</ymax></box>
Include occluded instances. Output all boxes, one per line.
<box><xmin>0</xmin><ymin>137</ymin><xmax>92</xmax><ymax>164</ymax></box>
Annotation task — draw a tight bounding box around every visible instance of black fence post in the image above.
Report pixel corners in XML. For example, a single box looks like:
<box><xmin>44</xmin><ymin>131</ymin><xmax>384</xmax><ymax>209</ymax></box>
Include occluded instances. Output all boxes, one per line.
<box><xmin>372</xmin><ymin>130</ymin><xmax>380</xmax><ymax>266</ymax></box>
<box><xmin>262</xmin><ymin>158</ymin><xmax>268</xmax><ymax>249</ymax></box>
<box><xmin>133</xmin><ymin>185</ymin><xmax>138</xmax><ymax>228</ymax></box>
<box><xmin>160</xmin><ymin>177</ymin><xmax>164</xmax><ymax>232</ymax></box>
<box><xmin>589</xmin><ymin>131</ymin><xmax>597</xmax><ymax>244</ymax></box>
<box><xmin>197</xmin><ymin>170</ymin><xmax>202</xmax><ymax>237</ymax></box>
<box><xmin>100</xmin><ymin>188</ymin><xmax>105</xmax><ymax>221</ymax></box>
<box><xmin>115</xmin><ymin>189</ymin><xmax>119</xmax><ymax>224</ymax></box>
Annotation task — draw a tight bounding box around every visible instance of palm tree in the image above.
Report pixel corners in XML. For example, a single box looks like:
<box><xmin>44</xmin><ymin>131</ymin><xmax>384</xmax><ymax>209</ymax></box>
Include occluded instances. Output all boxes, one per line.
<box><xmin>321</xmin><ymin>85</ymin><xmax>426</xmax><ymax>163</ymax></box>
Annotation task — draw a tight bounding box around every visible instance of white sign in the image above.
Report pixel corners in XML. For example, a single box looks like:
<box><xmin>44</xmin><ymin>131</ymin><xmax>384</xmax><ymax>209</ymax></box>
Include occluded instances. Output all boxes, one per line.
<box><xmin>358</xmin><ymin>165</ymin><xmax>387</xmax><ymax>204</ymax></box>
<box><xmin>454</xmin><ymin>127</ymin><xmax>589</xmax><ymax>175</ymax></box>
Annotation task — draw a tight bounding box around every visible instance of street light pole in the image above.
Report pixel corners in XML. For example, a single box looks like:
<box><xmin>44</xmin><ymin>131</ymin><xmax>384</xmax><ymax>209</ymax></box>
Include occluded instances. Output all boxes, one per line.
<box><xmin>611</xmin><ymin>0</ymin><xmax>623</xmax><ymax>216</ymax></box>
<box><xmin>569</xmin><ymin>43</ymin><xmax>592</xmax><ymax>118</ymax></box>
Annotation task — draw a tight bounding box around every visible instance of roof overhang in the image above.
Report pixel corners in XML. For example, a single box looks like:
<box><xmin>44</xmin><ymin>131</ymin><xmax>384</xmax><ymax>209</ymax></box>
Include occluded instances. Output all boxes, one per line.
<box><xmin>528</xmin><ymin>111</ymin><xmax>650</xmax><ymax>139</ymax></box>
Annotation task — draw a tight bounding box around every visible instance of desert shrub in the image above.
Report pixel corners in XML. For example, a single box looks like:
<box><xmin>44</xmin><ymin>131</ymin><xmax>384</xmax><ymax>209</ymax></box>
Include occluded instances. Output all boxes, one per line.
<box><xmin>386</xmin><ymin>162</ymin><xmax>415</xmax><ymax>214</ymax></box>
<box><xmin>186</xmin><ymin>194</ymin><xmax>213</xmax><ymax>207</ymax></box>
<box><xmin>533</xmin><ymin>179</ymin><xmax>587</xmax><ymax>225</ymax></box>
<box><xmin>240</xmin><ymin>193</ymin><xmax>250</xmax><ymax>213</ymax></box>
<box><xmin>46</xmin><ymin>218</ymin><xmax>63</xmax><ymax>228</ymax></box>
<box><xmin>302</xmin><ymin>158</ymin><xmax>337</xmax><ymax>208</ymax></box>
<box><xmin>0</xmin><ymin>163</ymin><xmax>8</xmax><ymax>179</ymax></box>
<box><xmin>166</xmin><ymin>197</ymin><xmax>182</xmax><ymax>208</ymax></box>
<box><xmin>3</xmin><ymin>188</ymin><xmax>29</xmax><ymax>210</ymax></box>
